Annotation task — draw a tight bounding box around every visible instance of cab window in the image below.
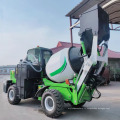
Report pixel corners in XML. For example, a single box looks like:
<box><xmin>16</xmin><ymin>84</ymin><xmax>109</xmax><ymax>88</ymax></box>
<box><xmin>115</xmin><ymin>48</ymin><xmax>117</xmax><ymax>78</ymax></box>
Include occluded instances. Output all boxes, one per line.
<box><xmin>43</xmin><ymin>51</ymin><xmax>52</xmax><ymax>64</ymax></box>
<box><xmin>27</xmin><ymin>49</ymin><xmax>41</xmax><ymax>64</ymax></box>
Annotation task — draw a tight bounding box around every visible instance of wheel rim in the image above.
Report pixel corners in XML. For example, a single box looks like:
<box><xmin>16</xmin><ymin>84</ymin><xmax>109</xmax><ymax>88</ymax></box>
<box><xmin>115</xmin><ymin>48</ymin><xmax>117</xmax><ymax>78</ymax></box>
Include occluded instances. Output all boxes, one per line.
<box><xmin>44</xmin><ymin>96</ymin><xmax>54</xmax><ymax>112</ymax></box>
<box><xmin>9</xmin><ymin>90</ymin><xmax>15</xmax><ymax>101</ymax></box>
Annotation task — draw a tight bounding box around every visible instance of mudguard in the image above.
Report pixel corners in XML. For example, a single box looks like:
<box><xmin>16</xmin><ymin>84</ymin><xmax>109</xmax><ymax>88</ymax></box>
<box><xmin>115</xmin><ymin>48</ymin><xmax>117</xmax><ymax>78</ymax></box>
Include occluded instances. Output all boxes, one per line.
<box><xmin>3</xmin><ymin>80</ymin><xmax>13</xmax><ymax>93</ymax></box>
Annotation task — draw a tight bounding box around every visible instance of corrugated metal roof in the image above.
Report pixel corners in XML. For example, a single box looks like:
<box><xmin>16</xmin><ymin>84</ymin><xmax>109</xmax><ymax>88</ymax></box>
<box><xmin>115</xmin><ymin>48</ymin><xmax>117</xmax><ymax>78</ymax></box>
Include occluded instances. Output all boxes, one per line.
<box><xmin>51</xmin><ymin>46</ymin><xmax>65</xmax><ymax>53</ymax></box>
<box><xmin>66</xmin><ymin>0</ymin><xmax>120</xmax><ymax>24</ymax></box>
<box><xmin>51</xmin><ymin>41</ymin><xmax>81</xmax><ymax>53</ymax></box>
<box><xmin>51</xmin><ymin>41</ymin><xmax>120</xmax><ymax>58</ymax></box>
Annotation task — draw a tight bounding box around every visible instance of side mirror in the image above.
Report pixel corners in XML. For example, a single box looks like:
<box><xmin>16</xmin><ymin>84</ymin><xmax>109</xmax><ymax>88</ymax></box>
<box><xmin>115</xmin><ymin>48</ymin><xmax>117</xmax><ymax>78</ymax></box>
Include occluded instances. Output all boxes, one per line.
<box><xmin>20</xmin><ymin>59</ymin><xmax>23</xmax><ymax>62</ymax></box>
<box><xmin>19</xmin><ymin>59</ymin><xmax>23</xmax><ymax>64</ymax></box>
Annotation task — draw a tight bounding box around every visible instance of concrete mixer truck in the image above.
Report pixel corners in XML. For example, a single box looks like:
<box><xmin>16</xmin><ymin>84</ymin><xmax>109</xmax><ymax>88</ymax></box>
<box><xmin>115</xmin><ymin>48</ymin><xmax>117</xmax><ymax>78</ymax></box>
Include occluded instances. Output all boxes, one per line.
<box><xmin>3</xmin><ymin>2</ymin><xmax>111</xmax><ymax>118</ymax></box>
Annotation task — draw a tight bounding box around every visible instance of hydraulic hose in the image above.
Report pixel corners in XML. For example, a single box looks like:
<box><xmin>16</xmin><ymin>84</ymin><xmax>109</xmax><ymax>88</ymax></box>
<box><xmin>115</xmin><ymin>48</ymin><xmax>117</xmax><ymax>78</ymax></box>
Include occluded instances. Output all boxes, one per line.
<box><xmin>92</xmin><ymin>88</ymin><xmax>101</xmax><ymax>99</ymax></box>
<box><xmin>22</xmin><ymin>60</ymin><xmax>42</xmax><ymax>73</ymax></box>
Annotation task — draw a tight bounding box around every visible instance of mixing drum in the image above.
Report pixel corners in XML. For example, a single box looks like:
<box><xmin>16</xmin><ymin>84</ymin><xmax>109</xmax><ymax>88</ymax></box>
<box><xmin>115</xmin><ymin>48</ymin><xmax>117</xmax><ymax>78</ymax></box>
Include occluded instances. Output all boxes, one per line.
<box><xmin>46</xmin><ymin>47</ymin><xmax>84</xmax><ymax>82</ymax></box>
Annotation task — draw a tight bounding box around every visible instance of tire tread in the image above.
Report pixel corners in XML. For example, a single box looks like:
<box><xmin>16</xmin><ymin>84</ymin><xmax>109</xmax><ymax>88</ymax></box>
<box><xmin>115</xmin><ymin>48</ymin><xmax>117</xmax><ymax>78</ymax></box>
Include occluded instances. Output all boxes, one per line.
<box><xmin>41</xmin><ymin>89</ymin><xmax>64</xmax><ymax>118</ymax></box>
<box><xmin>8</xmin><ymin>85</ymin><xmax>21</xmax><ymax>105</ymax></box>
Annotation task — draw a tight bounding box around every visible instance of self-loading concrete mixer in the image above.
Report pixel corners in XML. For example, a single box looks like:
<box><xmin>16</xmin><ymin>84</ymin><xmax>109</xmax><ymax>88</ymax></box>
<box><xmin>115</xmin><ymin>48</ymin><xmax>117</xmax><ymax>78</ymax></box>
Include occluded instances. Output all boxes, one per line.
<box><xmin>4</xmin><ymin>0</ymin><xmax>115</xmax><ymax>118</ymax></box>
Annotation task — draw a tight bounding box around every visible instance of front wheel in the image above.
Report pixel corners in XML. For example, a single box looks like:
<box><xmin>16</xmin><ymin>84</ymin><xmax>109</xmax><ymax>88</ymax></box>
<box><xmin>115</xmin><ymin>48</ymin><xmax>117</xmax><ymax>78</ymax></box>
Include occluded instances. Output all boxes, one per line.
<box><xmin>41</xmin><ymin>89</ymin><xmax>64</xmax><ymax>118</ymax></box>
<box><xmin>7</xmin><ymin>85</ymin><xmax>21</xmax><ymax>105</ymax></box>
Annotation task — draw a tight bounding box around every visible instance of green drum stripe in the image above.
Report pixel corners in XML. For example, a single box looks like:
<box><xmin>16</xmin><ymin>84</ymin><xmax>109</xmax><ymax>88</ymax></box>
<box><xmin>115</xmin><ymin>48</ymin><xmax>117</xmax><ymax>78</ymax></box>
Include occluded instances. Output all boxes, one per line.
<box><xmin>81</xmin><ymin>41</ymin><xmax>86</xmax><ymax>55</ymax></box>
<box><xmin>50</xmin><ymin>58</ymin><xmax>67</xmax><ymax>77</ymax></box>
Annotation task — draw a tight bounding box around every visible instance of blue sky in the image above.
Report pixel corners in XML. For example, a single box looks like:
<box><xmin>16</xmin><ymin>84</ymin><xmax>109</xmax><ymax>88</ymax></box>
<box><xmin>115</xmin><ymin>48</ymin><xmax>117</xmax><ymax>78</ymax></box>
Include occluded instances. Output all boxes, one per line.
<box><xmin>0</xmin><ymin>0</ymin><xmax>120</xmax><ymax>65</ymax></box>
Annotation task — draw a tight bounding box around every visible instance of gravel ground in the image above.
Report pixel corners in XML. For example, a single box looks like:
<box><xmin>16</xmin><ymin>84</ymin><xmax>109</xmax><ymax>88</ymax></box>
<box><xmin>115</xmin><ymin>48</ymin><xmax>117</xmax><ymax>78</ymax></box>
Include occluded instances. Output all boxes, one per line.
<box><xmin>0</xmin><ymin>75</ymin><xmax>120</xmax><ymax>120</ymax></box>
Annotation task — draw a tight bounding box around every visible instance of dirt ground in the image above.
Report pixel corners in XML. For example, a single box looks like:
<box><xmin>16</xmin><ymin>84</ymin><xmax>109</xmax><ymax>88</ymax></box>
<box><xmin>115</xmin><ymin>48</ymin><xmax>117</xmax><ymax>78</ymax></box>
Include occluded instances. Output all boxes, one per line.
<box><xmin>0</xmin><ymin>75</ymin><xmax>120</xmax><ymax>120</ymax></box>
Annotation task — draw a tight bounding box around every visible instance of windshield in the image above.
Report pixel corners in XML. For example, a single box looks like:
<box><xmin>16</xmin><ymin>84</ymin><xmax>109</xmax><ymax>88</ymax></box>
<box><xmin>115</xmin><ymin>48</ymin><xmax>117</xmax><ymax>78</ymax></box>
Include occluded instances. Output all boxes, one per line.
<box><xmin>27</xmin><ymin>49</ymin><xmax>41</xmax><ymax>64</ymax></box>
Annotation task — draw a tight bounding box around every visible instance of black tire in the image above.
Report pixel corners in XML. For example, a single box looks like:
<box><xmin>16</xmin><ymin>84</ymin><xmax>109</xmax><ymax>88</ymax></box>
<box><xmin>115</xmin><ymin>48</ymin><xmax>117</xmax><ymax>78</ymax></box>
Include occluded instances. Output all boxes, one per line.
<box><xmin>7</xmin><ymin>85</ymin><xmax>21</xmax><ymax>105</ymax></box>
<box><xmin>41</xmin><ymin>89</ymin><xmax>64</xmax><ymax>118</ymax></box>
<box><xmin>71</xmin><ymin>102</ymin><xmax>86</xmax><ymax>108</ymax></box>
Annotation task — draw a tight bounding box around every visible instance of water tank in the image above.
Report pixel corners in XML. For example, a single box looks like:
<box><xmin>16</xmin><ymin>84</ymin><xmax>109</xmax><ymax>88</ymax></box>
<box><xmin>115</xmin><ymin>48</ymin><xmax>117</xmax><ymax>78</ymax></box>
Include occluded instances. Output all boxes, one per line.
<box><xmin>46</xmin><ymin>47</ymin><xmax>84</xmax><ymax>82</ymax></box>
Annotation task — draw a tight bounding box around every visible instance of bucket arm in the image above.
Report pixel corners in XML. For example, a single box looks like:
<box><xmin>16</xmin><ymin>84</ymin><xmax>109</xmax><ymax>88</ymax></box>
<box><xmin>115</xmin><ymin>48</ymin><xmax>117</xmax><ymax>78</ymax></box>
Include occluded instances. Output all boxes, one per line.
<box><xmin>77</xmin><ymin>35</ymin><xmax>108</xmax><ymax>91</ymax></box>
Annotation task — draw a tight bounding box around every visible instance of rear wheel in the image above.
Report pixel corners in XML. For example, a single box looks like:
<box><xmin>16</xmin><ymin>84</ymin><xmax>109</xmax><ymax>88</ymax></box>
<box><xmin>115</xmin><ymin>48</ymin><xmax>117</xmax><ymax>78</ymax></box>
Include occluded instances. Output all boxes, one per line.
<box><xmin>8</xmin><ymin>85</ymin><xmax>21</xmax><ymax>105</ymax></box>
<box><xmin>41</xmin><ymin>89</ymin><xmax>64</xmax><ymax>118</ymax></box>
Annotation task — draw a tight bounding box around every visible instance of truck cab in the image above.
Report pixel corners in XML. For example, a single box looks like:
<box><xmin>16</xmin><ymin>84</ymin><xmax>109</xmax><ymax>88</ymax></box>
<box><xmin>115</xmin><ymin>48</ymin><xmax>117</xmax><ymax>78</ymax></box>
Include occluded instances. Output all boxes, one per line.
<box><xmin>26</xmin><ymin>47</ymin><xmax>52</xmax><ymax>67</ymax></box>
<box><xmin>3</xmin><ymin>47</ymin><xmax>52</xmax><ymax>99</ymax></box>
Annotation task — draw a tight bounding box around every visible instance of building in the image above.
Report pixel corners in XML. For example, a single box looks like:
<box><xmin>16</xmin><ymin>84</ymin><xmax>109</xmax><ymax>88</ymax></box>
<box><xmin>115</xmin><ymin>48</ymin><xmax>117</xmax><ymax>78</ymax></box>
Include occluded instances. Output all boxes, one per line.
<box><xmin>0</xmin><ymin>65</ymin><xmax>16</xmax><ymax>75</ymax></box>
<box><xmin>51</xmin><ymin>41</ymin><xmax>120</xmax><ymax>81</ymax></box>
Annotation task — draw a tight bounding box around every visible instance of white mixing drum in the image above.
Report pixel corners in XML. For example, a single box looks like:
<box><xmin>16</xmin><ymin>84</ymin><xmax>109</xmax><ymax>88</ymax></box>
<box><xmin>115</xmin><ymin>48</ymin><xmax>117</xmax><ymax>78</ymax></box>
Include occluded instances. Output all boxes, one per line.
<box><xmin>46</xmin><ymin>47</ymin><xmax>84</xmax><ymax>83</ymax></box>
